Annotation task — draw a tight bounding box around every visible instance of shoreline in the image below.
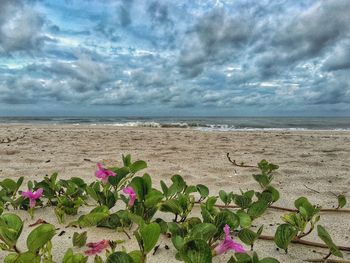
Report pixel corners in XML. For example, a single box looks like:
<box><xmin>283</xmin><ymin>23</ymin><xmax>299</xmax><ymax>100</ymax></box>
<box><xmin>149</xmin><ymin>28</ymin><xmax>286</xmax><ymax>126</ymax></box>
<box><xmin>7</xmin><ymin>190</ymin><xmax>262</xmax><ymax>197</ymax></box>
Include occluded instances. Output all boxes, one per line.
<box><xmin>1</xmin><ymin>123</ymin><xmax>350</xmax><ymax>132</ymax></box>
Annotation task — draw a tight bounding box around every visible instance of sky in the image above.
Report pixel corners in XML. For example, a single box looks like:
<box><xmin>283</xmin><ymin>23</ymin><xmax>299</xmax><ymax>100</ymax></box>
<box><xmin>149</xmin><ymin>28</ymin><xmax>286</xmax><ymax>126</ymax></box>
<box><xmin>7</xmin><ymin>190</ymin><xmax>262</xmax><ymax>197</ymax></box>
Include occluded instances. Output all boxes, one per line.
<box><xmin>0</xmin><ymin>0</ymin><xmax>350</xmax><ymax>116</ymax></box>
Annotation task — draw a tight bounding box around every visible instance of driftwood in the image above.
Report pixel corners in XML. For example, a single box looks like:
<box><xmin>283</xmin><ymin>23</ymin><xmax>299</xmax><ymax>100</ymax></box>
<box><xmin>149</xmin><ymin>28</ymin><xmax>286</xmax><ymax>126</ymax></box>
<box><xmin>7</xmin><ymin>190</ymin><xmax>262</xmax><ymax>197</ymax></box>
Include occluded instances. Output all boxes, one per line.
<box><xmin>226</xmin><ymin>152</ymin><xmax>257</xmax><ymax>168</ymax></box>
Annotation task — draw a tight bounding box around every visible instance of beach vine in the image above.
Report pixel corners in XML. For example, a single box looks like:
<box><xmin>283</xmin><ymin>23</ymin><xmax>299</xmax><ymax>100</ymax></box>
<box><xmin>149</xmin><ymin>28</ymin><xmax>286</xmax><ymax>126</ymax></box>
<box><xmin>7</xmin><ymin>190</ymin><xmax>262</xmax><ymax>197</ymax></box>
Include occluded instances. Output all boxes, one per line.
<box><xmin>0</xmin><ymin>154</ymin><xmax>349</xmax><ymax>263</ymax></box>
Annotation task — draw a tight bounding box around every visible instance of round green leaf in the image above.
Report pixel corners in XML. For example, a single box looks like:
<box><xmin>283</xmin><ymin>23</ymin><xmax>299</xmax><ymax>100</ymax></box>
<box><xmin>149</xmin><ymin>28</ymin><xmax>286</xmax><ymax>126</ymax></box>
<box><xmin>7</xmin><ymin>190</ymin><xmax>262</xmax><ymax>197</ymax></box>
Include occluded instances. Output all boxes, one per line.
<box><xmin>107</xmin><ymin>252</ymin><xmax>134</xmax><ymax>263</ymax></box>
<box><xmin>0</xmin><ymin>213</ymin><xmax>23</xmax><ymax>247</ymax></box>
<box><xmin>274</xmin><ymin>224</ymin><xmax>297</xmax><ymax>251</ymax></box>
<box><xmin>196</xmin><ymin>184</ymin><xmax>209</xmax><ymax>199</ymax></box>
<box><xmin>130</xmin><ymin>160</ymin><xmax>147</xmax><ymax>173</ymax></box>
<box><xmin>247</xmin><ymin>200</ymin><xmax>269</xmax><ymax>220</ymax></box>
<box><xmin>238</xmin><ymin>228</ymin><xmax>257</xmax><ymax>246</ymax></box>
<box><xmin>180</xmin><ymin>239</ymin><xmax>212</xmax><ymax>263</ymax></box>
<box><xmin>140</xmin><ymin>223</ymin><xmax>161</xmax><ymax>253</ymax></box>
<box><xmin>4</xmin><ymin>252</ymin><xmax>41</xmax><ymax>263</ymax></box>
<box><xmin>27</xmin><ymin>224</ymin><xmax>56</xmax><ymax>252</ymax></box>
<box><xmin>236</xmin><ymin>210</ymin><xmax>252</xmax><ymax>228</ymax></box>
<box><xmin>190</xmin><ymin>223</ymin><xmax>216</xmax><ymax>241</ymax></box>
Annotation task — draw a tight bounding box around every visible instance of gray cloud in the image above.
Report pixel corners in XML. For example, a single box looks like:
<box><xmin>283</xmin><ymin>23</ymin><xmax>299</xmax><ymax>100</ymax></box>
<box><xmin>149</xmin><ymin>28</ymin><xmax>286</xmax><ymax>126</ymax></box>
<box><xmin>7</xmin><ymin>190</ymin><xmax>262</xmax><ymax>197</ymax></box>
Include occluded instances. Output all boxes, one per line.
<box><xmin>323</xmin><ymin>40</ymin><xmax>350</xmax><ymax>71</ymax></box>
<box><xmin>0</xmin><ymin>0</ymin><xmax>45</xmax><ymax>53</ymax></box>
<box><xmin>1</xmin><ymin>0</ymin><xmax>350</xmax><ymax>115</ymax></box>
<box><xmin>178</xmin><ymin>9</ymin><xmax>253</xmax><ymax>77</ymax></box>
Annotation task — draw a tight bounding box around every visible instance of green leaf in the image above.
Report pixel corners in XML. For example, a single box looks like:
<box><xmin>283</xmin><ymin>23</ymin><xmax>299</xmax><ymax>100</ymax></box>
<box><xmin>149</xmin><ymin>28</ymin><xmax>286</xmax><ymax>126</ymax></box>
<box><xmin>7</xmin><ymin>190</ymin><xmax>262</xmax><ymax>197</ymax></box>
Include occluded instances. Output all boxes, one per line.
<box><xmin>4</xmin><ymin>252</ymin><xmax>41</xmax><ymax>263</ymax></box>
<box><xmin>180</xmin><ymin>239</ymin><xmax>212</xmax><ymax>263</ymax></box>
<box><xmin>205</xmin><ymin>196</ymin><xmax>218</xmax><ymax>211</ymax></box>
<box><xmin>185</xmin><ymin>185</ymin><xmax>197</xmax><ymax>195</ymax></box>
<box><xmin>154</xmin><ymin>218</ymin><xmax>168</xmax><ymax>234</ymax></box>
<box><xmin>190</xmin><ymin>223</ymin><xmax>216</xmax><ymax>241</ymax></box>
<box><xmin>168</xmin><ymin>222</ymin><xmax>185</xmax><ymax>237</ymax></box>
<box><xmin>160</xmin><ymin>180</ymin><xmax>169</xmax><ymax>197</ymax></box>
<box><xmin>16</xmin><ymin>177</ymin><xmax>24</xmax><ymax>189</ymax></box>
<box><xmin>234</xmin><ymin>252</ymin><xmax>252</xmax><ymax>262</ymax></box>
<box><xmin>160</xmin><ymin>199</ymin><xmax>183</xmax><ymax>215</ymax></box>
<box><xmin>247</xmin><ymin>200</ymin><xmax>269</xmax><ymax>220</ymax></box>
<box><xmin>214</xmin><ymin>210</ymin><xmax>239</xmax><ymax>237</ymax></box>
<box><xmin>63</xmin><ymin>248</ymin><xmax>88</xmax><ymax>263</ymax></box>
<box><xmin>337</xmin><ymin>194</ymin><xmax>347</xmax><ymax>209</ymax></box>
<box><xmin>130</xmin><ymin>160</ymin><xmax>147</xmax><ymax>173</ymax></box>
<box><xmin>238</xmin><ymin>228</ymin><xmax>258</xmax><ymax>246</ymax></box>
<box><xmin>236</xmin><ymin>210</ymin><xmax>252</xmax><ymax>228</ymax></box>
<box><xmin>252</xmin><ymin>174</ymin><xmax>271</xmax><ymax>188</ymax></box>
<box><xmin>130</xmin><ymin>177</ymin><xmax>148</xmax><ymax>201</ymax></box>
<box><xmin>0</xmin><ymin>179</ymin><xmax>17</xmax><ymax>193</ymax></box>
<box><xmin>294</xmin><ymin>197</ymin><xmax>318</xmax><ymax>220</ymax></box>
<box><xmin>85</xmin><ymin>186</ymin><xmax>99</xmax><ymax>202</ymax></box>
<box><xmin>144</xmin><ymin>189</ymin><xmax>163</xmax><ymax>208</ymax></box>
<box><xmin>274</xmin><ymin>224</ymin><xmax>297</xmax><ymax>252</ymax></box>
<box><xmin>27</xmin><ymin>224</ymin><xmax>56</xmax><ymax>252</ymax></box>
<box><xmin>219</xmin><ymin>190</ymin><xmax>229</xmax><ymax>204</ymax></box>
<box><xmin>265</xmin><ymin>186</ymin><xmax>280</xmax><ymax>202</ymax></box>
<box><xmin>196</xmin><ymin>184</ymin><xmax>209</xmax><ymax>199</ymax></box>
<box><xmin>170</xmin><ymin>174</ymin><xmax>186</xmax><ymax>193</ymax></box>
<box><xmin>317</xmin><ymin>225</ymin><xmax>343</xmax><ymax>258</ymax></box>
<box><xmin>73</xmin><ymin>231</ymin><xmax>87</xmax><ymax>248</ymax></box>
<box><xmin>106</xmin><ymin>252</ymin><xmax>134</xmax><ymax>263</ymax></box>
<box><xmin>122</xmin><ymin>154</ymin><xmax>132</xmax><ymax>167</ymax></box>
<box><xmin>172</xmin><ymin>235</ymin><xmax>185</xmax><ymax>251</ymax></box>
<box><xmin>108</xmin><ymin>167</ymin><xmax>130</xmax><ymax>186</ymax></box>
<box><xmin>128</xmin><ymin>250</ymin><xmax>142</xmax><ymax>263</ymax></box>
<box><xmin>140</xmin><ymin>223</ymin><xmax>161</xmax><ymax>253</ymax></box>
<box><xmin>257</xmin><ymin>225</ymin><xmax>264</xmax><ymax>237</ymax></box>
<box><xmin>127</xmin><ymin>212</ymin><xmax>144</xmax><ymax>227</ymax></box>
<box><xmin>77</xmin><ymin>206</ymin><xmax>110</xmax><ymax>227</ymax></box>
<box><xmin>233</xmin><ymin>195</ymin><xmax>252</xmax><ymax>209</ymax></box>
<box><xmin>0</xmin><ymin>213</ymin><xmax>23</xmax><ymax>247</ymax></box>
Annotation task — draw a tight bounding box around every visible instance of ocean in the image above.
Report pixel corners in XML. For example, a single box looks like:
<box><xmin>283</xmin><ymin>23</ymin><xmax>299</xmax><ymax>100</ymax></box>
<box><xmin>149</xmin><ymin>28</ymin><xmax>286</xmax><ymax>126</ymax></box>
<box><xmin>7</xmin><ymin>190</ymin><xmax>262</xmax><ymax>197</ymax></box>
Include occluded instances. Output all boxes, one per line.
<box><xmin>1</xmin><ymin>116</ymin><xmax>350</xmax><ymax>131</ymax></box>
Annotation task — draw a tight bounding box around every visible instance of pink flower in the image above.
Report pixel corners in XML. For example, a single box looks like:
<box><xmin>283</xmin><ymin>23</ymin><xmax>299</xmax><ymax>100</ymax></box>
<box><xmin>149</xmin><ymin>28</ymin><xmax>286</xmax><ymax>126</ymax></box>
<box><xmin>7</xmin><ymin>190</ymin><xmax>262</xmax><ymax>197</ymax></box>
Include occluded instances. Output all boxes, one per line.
<box><xmin>123</xmin><ymin>186</ymin><xmax>137</xmax><ymax>207</ymax></box>
<box><xmin>21</xmin><ymin>188</ymin><xmax>43</xmax><ymax>208</ymax></box>
<box><xmin>95</xmin><ymin>163</ymin><xmax>116</xmax><ymax>183</ymax></box>
<box><xmin>214</xmin><ymin>224</ymin><xmax>245</xmax><ymax>255</ymax></box>
<box><xmin>84</xmin><ymin>239</ymin><xmax>109</xmax><ymax>256</ymax></box>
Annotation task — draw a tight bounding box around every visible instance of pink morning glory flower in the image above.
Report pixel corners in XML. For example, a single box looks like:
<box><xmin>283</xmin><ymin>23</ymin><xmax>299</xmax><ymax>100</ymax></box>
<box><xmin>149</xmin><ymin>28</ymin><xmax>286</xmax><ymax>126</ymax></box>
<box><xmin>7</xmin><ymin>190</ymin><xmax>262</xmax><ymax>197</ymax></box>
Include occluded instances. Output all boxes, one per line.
<box><xmin>21</xmin><ymin>188</ymin><xmax>43</xmax><ymax>208</ymax></box>
<box><xmin>123</xmin><ymin>186</ymin><xmax>137</xmax><ymax>207</ymax></box>
<box><xmin>214</xmin><ymin>224</ymin><xmax>245</xmax><ymax>255</ymax></box>
<box><xmin>84</xmin><ymin>239</ymin><xmax>109</xmax><ymax>256</ymax></box>
<box><xmin>95</xmin><ymin>163</ymin><xmax>116</xmax><ymax>183</ymax></box>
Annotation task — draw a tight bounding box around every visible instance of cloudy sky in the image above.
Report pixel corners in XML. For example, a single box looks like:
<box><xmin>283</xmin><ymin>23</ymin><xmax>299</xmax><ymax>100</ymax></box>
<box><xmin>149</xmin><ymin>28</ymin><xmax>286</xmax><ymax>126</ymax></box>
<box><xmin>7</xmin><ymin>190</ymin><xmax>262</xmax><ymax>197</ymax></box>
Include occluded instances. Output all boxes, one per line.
<box><xmin>1</xmin><ymin>0</ymin><xmax>350</xmax><ymax>116</ymax></box>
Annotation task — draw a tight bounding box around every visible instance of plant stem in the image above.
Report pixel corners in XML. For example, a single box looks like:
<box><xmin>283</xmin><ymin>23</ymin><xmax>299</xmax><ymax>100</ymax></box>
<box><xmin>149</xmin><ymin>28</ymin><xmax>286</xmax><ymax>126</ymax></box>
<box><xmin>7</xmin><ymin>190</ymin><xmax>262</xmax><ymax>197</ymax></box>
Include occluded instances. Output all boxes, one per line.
<box><xmin>258</xmin><ymin>235</ymin><xmax>350</xmax><ymax>252</ymax></box>
<box><xmin>298</xmin><ymin>226</ymin><xmax>314</xmax><ymax>239</ymax></box>
<box><xmin>141</xmin><ymin>254</ymin><xmax>147</xmax><ymax>263</ymax></box>
<box><xmin>323</xmin><ymin>252</ymin><xmax>332</xmax><ymax>260</ymax></box>
<box><xmin>13</xmin><ymin>245</ymin><xmax>21</xmax><ymax>253</ymax></box>
<box><xmin>123</xmin><ymin>229</ymin><xmax>131</xmax><ymax>239</ymax></box>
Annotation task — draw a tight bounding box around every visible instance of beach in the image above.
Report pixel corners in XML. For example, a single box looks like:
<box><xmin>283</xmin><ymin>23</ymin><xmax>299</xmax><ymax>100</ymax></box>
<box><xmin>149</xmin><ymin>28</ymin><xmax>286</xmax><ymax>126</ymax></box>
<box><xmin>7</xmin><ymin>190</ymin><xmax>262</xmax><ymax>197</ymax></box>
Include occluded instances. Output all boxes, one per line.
<box><xmin>0</xmin><ymin>125</ymin><xmax>349</xmax><ymax>262</ymax></box>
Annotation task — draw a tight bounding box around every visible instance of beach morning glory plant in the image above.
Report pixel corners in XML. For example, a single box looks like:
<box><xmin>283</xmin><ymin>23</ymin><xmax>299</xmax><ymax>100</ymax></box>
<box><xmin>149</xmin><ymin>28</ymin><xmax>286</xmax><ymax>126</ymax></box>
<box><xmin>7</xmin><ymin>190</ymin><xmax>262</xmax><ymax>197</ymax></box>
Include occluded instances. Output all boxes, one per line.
<box><xmin>95</xmin><ymin>163</ymin><xmax>116</xmax><ymax>183</ymax></box>
<box><xmin>214</xmin><ymin>224</ymin><xmax>245</xmax><ymax>255</ymax></box>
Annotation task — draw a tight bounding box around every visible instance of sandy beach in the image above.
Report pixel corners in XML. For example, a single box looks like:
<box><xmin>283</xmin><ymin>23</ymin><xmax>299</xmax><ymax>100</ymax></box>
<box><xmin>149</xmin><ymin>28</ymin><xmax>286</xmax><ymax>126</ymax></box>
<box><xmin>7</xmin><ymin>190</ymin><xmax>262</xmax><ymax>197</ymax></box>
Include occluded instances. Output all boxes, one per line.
<box><xmin>0</xmin><ymin>125</ymin><xmax>349</xmax><ymax>262</ymax></box>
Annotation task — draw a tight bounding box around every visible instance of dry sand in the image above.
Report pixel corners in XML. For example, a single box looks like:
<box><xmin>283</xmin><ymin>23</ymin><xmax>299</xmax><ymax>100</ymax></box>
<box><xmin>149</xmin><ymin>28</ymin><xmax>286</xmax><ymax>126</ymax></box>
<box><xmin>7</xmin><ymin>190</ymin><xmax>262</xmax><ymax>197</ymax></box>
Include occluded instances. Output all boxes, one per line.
<box><xmin>0</xmin><ymin>125</ymin><xmax>349</xmax><ymax>262</ymax></box>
